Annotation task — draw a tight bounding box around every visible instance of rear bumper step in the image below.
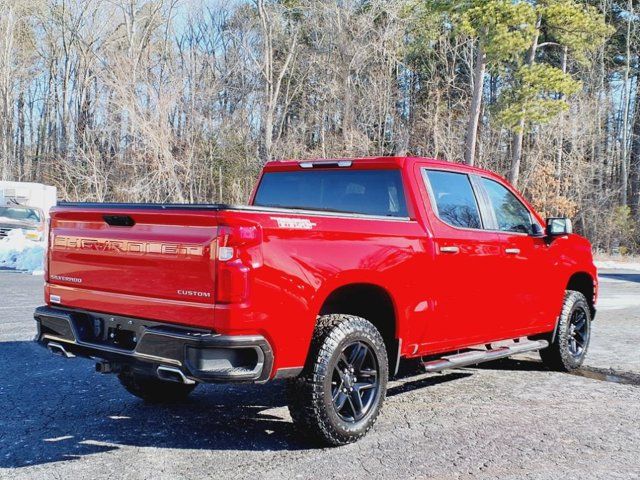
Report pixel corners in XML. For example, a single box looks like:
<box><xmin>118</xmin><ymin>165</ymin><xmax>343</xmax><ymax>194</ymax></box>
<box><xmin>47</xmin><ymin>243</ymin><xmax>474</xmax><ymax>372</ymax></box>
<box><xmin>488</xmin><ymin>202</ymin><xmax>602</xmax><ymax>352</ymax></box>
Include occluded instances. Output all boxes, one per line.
<box><xmin>34</xmin><ymin>305</ymin><xmax>273</xmax><ymax>383</ymax></box>
<box><xmin>422</xmin><ymin>339</ymin><xmax>549</xmax><ymax>373</ymax></box>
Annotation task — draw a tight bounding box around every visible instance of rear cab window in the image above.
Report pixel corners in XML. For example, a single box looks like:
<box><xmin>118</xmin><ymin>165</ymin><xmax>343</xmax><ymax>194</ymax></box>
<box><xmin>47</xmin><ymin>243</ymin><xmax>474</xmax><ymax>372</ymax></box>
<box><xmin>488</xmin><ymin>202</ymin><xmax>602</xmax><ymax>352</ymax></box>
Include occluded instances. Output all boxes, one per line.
<box><xmin>253</xmin><ymin>169</ymin><xmax>408</xmax><ymax>217</ymax></box>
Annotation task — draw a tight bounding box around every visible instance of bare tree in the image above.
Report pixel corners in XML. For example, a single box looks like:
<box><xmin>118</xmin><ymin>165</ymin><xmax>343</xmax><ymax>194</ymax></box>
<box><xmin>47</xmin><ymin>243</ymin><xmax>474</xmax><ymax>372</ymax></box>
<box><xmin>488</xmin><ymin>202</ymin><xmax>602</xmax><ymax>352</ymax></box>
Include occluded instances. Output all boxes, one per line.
<box><xmin>0</xmin><ymin>0</ymin><xmax>634</xmax><ymax>253</ymax></box>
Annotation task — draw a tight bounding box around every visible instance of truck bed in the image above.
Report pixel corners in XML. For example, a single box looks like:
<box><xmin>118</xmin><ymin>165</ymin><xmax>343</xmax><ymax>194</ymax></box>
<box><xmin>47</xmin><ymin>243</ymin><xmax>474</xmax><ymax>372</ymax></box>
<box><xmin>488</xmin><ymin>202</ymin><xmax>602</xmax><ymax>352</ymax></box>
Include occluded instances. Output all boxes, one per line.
<box><xmin>57</xmin><ymin>202</ymin><xmax>407</xmax><ymax>220</ymax></box>
<box><xmin>46</xmin><ymin>201</ymin><xmax>409</xmax><ymax>330</ymax></box>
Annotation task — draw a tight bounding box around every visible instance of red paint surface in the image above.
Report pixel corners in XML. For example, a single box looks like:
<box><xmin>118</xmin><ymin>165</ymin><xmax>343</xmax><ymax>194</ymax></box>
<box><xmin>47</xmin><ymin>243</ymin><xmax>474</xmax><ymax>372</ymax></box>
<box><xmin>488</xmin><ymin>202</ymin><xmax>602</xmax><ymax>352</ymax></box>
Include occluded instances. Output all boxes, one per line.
<box><xmin>45</xmin><ymin>157</ymin><xmax>597</xmax><ymax>376</ymax></box>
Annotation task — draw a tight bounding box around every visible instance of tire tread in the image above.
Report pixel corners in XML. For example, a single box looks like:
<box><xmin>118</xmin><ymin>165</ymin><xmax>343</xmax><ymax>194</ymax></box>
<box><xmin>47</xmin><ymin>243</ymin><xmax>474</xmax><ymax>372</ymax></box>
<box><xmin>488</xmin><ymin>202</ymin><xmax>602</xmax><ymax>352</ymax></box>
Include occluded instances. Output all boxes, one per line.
<box><xmin>540</xmin><ymin>290</ymin><xmax>591</xmax><ymax>371</ymax></box>
<box><xmin>287</xmin><ymin>314</ymin><xmax>388</xmax><ymax>446</ymax></box>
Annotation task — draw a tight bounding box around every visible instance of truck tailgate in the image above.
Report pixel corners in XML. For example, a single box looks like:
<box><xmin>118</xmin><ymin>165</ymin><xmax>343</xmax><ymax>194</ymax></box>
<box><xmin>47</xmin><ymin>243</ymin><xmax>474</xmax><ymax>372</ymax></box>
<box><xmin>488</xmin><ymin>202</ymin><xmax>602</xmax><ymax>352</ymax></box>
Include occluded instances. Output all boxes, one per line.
<box><xmin>47</xmin><ymin>206</ymin><xmax>220</xmax><ymax>326</ymax></box>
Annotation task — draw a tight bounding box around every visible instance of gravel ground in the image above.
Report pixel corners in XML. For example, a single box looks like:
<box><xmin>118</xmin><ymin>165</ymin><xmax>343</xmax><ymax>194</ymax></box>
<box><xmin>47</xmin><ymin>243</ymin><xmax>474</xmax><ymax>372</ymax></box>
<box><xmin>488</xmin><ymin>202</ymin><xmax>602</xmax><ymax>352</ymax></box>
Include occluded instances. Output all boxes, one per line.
<box><xmin>0</xmin><ymin>270</ymin><xmax>639</xmax><ymax>480</ymax></box>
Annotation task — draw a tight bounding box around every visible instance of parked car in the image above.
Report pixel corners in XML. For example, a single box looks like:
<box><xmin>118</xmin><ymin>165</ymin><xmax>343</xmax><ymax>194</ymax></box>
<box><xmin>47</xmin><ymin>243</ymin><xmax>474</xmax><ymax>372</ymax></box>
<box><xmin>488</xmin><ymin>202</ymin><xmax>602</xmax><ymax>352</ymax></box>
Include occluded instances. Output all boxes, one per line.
<box><xmin>34</xmin><ymin>156</ymin><xmax>597</xmax><ymax>446</ymax></box>
<box><xmin>0</xmin><ymin>205</ymin><xmax>45</xmax><ymax>241</ymax></box>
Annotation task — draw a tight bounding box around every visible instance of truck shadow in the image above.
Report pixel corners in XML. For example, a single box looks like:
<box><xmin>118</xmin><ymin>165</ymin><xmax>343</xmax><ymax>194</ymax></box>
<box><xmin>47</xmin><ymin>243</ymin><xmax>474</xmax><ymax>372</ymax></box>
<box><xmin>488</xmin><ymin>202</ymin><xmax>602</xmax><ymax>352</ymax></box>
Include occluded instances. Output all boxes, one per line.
<box><xmin>0</xmin><ymin>341</ymin><xmax>302</xmax><ymax>468</ymax></box>
<box><xmin>468</xmin><ymin>356</ymin><xmax>640</xmax><ymax>387</ymax></box>
<box><xmin>0</xmin><ymin>341</ymin><xmax>471</xmax><ymax>468</ymax></box>
<box><xmin>387</xmin><ymin>372</ymin><xmax>472</xmax><ymax>397</ymax></box>
<box><xmin>599</xmin><ymin>272</ymin><xmax>640</xmax><ymax>284</ymax></box>
<box><xmin>468</xmin><ymin>357</ymin><xmax>547</xmax><ymax>372</ymax></box>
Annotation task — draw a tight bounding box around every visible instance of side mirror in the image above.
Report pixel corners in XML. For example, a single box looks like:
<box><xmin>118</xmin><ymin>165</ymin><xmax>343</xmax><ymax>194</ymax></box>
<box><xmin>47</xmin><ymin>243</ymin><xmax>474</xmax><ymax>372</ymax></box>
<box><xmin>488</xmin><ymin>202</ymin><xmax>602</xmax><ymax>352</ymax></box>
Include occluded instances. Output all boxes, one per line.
<box><xmin>546</xmin><ymin>217</ymin><xmax>572</xmax><ymax>236</ymax></box>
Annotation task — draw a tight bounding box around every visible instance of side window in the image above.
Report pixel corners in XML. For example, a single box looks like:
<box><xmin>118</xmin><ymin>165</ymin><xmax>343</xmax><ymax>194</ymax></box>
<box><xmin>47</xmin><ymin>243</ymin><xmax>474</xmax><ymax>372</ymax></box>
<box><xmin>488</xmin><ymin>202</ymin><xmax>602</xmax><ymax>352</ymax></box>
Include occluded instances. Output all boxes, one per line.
<box><xmin>424</xmin><ymin>170</ymin><xmax>482</xmax><ymax>229</ymax></box>
<box><xmin>481</xmin><ymin>178</ymin><xmax>533</xmax><ymax>234</ymax></box>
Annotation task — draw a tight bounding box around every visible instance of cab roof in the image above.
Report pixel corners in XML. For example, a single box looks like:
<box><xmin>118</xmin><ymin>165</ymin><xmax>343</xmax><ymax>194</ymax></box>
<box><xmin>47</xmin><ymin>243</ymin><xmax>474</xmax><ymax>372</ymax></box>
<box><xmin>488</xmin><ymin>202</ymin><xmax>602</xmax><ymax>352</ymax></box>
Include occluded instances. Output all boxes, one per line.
<box><xmin>262</xmin><ymin>156</ymin><xmax>502</xmax><ymax>179</ymax></box>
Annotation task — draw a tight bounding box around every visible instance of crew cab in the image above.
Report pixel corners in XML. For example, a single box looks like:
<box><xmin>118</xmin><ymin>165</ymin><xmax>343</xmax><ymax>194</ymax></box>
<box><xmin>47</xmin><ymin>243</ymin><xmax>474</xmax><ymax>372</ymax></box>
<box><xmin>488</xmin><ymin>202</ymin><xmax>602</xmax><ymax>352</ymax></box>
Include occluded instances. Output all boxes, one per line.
<box><xmin>34</xmin><ymin>157</ymin><xmax>597</xmax><ymax>445</ymax></box>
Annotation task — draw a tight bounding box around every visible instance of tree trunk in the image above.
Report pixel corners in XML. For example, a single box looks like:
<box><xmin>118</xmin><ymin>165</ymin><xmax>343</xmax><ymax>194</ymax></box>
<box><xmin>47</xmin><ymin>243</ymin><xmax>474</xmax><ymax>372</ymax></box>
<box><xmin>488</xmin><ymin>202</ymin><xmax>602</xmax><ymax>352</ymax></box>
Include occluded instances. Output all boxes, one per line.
<box><xmin>464</xmin><ymin>41</ymin><xmax>485</xmax><ymax>166</ymax></box>
<box><xmin>0</xmin><ymin>6</ymin><xmax>16</xmax><ymax>181</ymax></box>
<box><xmin>620</xmin><ymin>0</ymin><xmax>633</xmax><ymax>207</ymax></box>
<box><xmin>508</xmin><ymin>126</ymin><xmax>524</xmax><ymax>186</ymax></box>
<box><xmin>555</xmin><ymin>46</ymin><xmax>568</xmax><ymax>181</ymax></box>
<box><xmin>256</xmin><ymin>0</ymin><xmax>298</xmax><ymax>162</ymax></box>
<box><xmin>17</xmin><ymin>91</ymin><xmax>24</xmax><ymax>179</ymax></box>
<box><xmin>509</xmin><ymin>15</ymin><xmax>541</xmax><ymax>186</ymax></box>
<box><xmin>630</xmin><ymin>76</ymin><xmax>640</xmax><ymax>221</ymax></box>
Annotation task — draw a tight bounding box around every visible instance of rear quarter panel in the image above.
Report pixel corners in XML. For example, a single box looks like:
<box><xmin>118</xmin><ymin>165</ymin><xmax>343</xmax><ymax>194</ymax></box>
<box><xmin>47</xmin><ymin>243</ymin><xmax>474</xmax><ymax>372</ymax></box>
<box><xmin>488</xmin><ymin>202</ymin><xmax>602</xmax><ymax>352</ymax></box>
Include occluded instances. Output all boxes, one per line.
<box><xmin>215</xmin><ymin>209</ymin><xmax>433</xmax><ymax>372</ymax></box>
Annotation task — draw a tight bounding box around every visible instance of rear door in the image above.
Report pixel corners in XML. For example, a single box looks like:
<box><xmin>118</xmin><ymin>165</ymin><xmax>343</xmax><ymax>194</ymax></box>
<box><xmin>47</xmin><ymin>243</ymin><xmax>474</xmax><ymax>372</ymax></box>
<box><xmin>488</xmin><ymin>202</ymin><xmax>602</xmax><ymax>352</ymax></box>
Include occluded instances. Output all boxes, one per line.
<box><xmin>477</xmin><ymin>177</ymin><xmax>553</xmax><ymax>335</ymax></box>
<box><xmin>417</xmin><ymin>167</ymin><xmax>505</xmax><ymax>349</ymax></box>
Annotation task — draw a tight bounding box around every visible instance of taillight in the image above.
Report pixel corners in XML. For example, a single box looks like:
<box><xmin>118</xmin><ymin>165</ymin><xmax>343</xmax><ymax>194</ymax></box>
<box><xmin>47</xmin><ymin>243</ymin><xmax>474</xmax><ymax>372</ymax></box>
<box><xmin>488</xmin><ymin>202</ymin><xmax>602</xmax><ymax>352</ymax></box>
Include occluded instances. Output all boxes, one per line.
<box><xmin>216</xmin><ymin>260</ymin><xmax>250</xmax><ymax>303</ymax></box>
<box><xmin>215</xmin><ymin>223</ymin><xmax>262</xmax><ymax>304</ymax></box>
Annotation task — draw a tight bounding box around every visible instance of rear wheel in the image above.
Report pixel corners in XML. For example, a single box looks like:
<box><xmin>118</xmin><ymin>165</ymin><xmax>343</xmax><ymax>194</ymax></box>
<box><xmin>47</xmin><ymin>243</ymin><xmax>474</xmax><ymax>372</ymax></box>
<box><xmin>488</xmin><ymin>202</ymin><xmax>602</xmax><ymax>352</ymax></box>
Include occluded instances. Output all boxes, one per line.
<box><xmin>287</xmin><ymin>314</ymin><xmax>388</xmax><ymax>446</ymax></box>
<box><xmin>540</xmin><ymin>290</ymin><xmax>592</xmax><ymax>371</ymax></box>
<box><xmin>118</xmin><ymin>370</ymin><xmax>197</xmax><ymax>403</ymax></box>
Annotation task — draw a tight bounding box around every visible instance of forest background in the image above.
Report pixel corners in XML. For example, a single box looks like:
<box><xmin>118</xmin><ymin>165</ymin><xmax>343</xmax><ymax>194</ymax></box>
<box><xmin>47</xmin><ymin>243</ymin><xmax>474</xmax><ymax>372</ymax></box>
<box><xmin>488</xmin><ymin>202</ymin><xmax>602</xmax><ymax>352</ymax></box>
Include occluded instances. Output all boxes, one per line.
<box><xmin>0</xmin><ymin>0</ymin><xmax>637</xmax><ymax>253</ymax></box>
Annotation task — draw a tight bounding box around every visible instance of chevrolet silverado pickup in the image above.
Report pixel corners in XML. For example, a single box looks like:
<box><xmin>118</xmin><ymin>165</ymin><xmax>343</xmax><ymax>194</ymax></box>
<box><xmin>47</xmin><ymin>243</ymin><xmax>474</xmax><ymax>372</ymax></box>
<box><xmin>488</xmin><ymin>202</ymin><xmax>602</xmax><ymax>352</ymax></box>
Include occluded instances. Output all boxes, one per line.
<box><xmin>34</xmin><ymin>156</ymin><xmax>597</xmax><ymax>446</ymax></box>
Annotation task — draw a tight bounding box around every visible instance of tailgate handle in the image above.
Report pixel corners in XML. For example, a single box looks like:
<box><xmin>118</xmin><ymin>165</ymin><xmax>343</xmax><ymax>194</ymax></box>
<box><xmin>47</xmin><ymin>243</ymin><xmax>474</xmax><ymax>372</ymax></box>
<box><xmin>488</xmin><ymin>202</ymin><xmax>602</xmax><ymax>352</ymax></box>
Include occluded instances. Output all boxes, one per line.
<box><xmin>103</xmin><ymin>215</ymin><xmax>135</xmax><ymax>227</ymax></box>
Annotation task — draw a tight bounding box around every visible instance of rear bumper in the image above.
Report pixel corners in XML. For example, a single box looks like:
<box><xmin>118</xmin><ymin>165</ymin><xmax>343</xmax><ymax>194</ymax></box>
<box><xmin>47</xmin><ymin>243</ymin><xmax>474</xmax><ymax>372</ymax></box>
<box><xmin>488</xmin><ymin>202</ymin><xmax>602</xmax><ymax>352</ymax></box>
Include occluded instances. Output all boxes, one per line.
<box><xmin>34</xmin><ymin>306</ymin><xmax>273</xmax><ymax>383</ymax></box>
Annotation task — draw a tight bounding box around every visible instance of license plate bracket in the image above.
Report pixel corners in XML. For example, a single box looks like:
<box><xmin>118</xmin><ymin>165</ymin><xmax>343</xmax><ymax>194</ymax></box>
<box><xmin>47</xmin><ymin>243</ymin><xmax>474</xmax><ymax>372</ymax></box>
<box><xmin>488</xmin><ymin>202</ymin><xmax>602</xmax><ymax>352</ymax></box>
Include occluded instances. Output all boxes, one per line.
<box><xmin>106</xmin><ymin>323</ymin><xmax>138</xmax><ymax>350</ymax></box>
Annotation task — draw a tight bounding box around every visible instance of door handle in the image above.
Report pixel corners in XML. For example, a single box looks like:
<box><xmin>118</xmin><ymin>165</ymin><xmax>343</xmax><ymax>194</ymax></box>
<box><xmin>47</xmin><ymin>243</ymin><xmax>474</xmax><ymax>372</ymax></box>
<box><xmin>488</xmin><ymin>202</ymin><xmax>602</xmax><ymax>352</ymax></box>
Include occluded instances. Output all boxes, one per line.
<box><xmin>505</xmin><ymin>248</ymin><xmax>520</xmax><ymax>255</ymax></box>
<box><xmin>439</xmin><ymin>246</ymin><xmax>460</xmax><ymax>254</ymax></box>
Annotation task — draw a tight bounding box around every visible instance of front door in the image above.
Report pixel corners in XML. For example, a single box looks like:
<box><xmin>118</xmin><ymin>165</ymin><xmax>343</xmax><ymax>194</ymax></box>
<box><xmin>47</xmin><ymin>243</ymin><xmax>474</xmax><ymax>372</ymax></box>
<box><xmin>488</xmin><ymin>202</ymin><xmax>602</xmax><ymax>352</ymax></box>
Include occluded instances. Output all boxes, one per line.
<box><xmin>416</xmin><ymin>167</ymin><xmax>505</xmax><ymax>352</ymax></box>
<box><xmin>478</xmin><ymin>176</ymin><xmax>554</xmax><ymax>335</ymax></box>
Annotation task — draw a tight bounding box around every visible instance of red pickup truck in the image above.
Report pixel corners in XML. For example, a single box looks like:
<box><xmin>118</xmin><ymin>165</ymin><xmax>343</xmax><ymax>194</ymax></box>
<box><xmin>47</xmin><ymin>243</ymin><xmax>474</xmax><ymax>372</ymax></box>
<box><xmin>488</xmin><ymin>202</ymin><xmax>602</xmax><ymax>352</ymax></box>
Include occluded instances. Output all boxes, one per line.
<box><xmin>35</xmin><ymin>156</ymin><xmax>597</xmax><ymax>445</ymax></box>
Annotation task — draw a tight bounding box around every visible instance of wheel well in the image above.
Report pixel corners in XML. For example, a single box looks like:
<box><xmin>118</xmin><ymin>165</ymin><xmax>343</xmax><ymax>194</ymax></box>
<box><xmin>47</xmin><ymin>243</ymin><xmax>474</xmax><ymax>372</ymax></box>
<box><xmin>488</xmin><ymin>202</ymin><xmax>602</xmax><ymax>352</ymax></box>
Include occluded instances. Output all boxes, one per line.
<box><xmin>567</xmin><ymin>272</ymin><xmax>595</xmax><ymax>315</ymax></box>
<box><xmin>319</xmin><ymin>284</ymin><xmax>398</xmax><ymax>371</ymax></box>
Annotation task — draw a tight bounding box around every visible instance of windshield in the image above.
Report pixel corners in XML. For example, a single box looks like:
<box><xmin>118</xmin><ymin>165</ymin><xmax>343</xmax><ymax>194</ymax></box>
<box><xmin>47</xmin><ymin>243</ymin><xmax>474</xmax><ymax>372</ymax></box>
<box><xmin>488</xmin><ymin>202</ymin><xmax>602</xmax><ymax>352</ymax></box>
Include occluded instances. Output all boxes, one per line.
<box><xmin>253</xmin><ymin>169</ymin><xmax>408</xmax><ymax>217</ymax></box>
<box><xmin>0</xmin><ymin>206</ymin><xmax>42</xmax><ymax>222</ymax></box>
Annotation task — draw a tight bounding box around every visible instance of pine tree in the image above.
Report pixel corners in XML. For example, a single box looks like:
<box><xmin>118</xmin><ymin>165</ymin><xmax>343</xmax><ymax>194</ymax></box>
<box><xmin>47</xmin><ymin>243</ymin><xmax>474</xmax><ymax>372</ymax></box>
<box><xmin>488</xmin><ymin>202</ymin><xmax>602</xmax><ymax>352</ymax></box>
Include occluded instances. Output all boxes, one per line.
<box><xmin>505</xmin><ymin>0</ymin><xmax>613</xmax><ymax>186</ymax></box>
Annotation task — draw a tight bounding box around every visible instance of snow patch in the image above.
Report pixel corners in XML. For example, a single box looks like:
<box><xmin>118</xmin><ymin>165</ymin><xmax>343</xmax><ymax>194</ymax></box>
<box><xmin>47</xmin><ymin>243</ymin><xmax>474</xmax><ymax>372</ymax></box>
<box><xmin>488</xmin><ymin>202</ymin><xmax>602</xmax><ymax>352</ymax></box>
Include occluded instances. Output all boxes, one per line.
<box><xmin>0</xmin><ymin>229</ymin><xmax>45</xmax><ymax>274</ymax></box>
<box><xmin>595</xmin><ymin>260</ymin><xmax>640</xmax><ymax>272</ymax></box>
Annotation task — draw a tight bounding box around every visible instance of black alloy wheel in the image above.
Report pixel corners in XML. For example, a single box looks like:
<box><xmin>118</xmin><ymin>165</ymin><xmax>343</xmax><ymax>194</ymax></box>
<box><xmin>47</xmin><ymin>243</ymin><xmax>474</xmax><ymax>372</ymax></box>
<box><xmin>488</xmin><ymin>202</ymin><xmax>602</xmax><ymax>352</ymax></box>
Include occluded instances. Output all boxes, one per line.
<box><xmin>287</xmin><ymin>314</ymin><xmax>389</xmax><ymax>446</ymax></box>
<box><xmin>540</xmin><ymin>290</ymin><xmax>592</xmax><ymax>371</ymax></box>
<box><xmin>331</xmin><ymin>341</ymin><xmax>380</xmax><ymax>422</ymax></box>
<box><xmin>567</xmin><ymin>306</ymin><xmax>590</xmax><ymax>359</ymax></box>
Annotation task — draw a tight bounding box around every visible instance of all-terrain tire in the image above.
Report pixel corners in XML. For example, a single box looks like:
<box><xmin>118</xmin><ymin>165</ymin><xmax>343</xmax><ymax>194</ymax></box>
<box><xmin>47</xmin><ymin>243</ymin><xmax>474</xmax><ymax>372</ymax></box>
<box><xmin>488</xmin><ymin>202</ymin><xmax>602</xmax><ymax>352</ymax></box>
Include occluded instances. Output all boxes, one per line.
<box><xmin>118</xmin><ymin>370</ymin><xmax>197</xmax><ymax>403</ymax></box>
<box><xmin>287</xmin><ymin>314</ymin><xmax>388</xmax><ymax>446</ymax></box>
<box><xmin>540</xmin><ymin>290</ymin><xmax>592</xmax><ymax>371</ymax></box>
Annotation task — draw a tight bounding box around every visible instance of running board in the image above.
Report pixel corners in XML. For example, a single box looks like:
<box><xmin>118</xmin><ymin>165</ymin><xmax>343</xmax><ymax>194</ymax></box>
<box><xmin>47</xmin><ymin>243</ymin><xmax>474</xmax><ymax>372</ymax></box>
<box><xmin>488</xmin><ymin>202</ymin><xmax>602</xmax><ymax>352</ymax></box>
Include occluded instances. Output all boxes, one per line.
<box><xmin>422</xmin><ymin>339</ymin><xmax>549</xmax><ymax>373</ymax></box>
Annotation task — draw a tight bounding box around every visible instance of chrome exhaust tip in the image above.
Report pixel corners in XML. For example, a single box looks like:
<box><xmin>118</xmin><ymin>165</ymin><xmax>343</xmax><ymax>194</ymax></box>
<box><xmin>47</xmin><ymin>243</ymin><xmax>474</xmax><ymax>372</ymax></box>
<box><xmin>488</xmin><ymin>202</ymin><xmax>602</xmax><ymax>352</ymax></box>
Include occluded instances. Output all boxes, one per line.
<box><xmin>47</xmin><ymin>341</ymin><xmax>75</xmax><ymax>358</ymax></box>
<box><xmin>156</xmin><ymin>365</ymin><xmax>196</xmax><ymax>385</ymax></box>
